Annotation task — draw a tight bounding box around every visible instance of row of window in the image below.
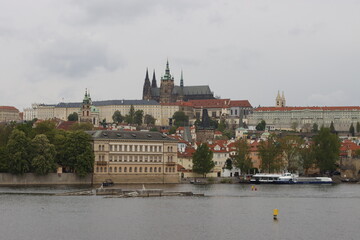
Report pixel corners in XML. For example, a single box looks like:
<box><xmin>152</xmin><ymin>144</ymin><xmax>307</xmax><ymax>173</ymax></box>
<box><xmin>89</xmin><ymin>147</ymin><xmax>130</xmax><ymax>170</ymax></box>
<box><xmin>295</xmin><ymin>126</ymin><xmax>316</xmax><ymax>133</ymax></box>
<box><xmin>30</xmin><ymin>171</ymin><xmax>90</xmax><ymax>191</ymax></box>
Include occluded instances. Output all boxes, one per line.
<box><xmin>95</xmin><ymin>166</ymin><xmax>176</xmax><ymax>173</ymax></box>
<box><xmin>109</xmin><ymin>155</ymin><xmax>163</xmax><ymax>162</ymax></box>
<box><xmin>108</xmin><ymin>145</ymin><xmax>170</xmax><ymax>152</ymax></box>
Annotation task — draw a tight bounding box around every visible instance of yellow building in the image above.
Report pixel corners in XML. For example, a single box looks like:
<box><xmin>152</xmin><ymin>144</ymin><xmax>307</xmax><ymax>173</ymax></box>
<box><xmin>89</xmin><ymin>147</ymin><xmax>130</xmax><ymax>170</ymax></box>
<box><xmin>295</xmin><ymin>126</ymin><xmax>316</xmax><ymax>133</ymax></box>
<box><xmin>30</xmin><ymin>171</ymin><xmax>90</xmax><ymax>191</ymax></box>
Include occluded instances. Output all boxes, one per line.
<box><xmin>91</xmin><ymin>130</ymin><xmax>179</xmax><ymax>184</ymax></box>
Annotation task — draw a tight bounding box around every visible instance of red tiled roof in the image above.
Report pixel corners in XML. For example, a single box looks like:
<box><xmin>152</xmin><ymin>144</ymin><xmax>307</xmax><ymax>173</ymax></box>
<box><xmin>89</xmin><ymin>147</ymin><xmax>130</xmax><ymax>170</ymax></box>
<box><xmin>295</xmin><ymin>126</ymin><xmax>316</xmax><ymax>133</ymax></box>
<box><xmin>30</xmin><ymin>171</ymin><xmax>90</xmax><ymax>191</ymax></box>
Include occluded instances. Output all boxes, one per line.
<box><xmin>0</xmin><ymin>106</ymin><xmax>19</xmax><ymax>111</ymax></box>
<box><xmin>256</xmin><ymin>106</ymin><xmax>360</xmax><ymax>112</ymax></box>
<box><xmin>189</xmin><ymin>99</ymin><xmax>230</xmax><ymax>108</ymax></box>
<box><xmin>229</xmin><ymin>100</ymin><xmax>252</xmax><ymax>108</ymax></box>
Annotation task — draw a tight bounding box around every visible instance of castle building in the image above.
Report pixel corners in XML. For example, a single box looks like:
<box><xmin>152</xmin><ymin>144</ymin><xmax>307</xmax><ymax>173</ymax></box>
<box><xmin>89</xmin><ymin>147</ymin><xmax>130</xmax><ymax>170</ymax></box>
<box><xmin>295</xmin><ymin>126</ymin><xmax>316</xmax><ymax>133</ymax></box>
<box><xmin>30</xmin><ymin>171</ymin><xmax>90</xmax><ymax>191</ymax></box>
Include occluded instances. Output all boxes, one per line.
<box><xmin>142</xmin><ymin>61</ymin><xmax>214</xmax><ymax>103</ymax></box>
<box><xmin>247</xmin><ymin>92</ymin><xmax>360</xmax><ymax>132</ymax></box>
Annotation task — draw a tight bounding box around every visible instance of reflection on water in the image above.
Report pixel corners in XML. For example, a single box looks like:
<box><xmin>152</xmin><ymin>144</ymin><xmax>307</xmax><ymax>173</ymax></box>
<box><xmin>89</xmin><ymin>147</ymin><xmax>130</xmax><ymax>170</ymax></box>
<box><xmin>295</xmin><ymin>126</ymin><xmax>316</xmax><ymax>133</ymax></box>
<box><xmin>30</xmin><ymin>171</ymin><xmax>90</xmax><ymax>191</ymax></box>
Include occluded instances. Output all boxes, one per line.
<box><xmin>1</xmin><ymin>184</ymin><xmax>360</xmax><ymax>240</ymax></box>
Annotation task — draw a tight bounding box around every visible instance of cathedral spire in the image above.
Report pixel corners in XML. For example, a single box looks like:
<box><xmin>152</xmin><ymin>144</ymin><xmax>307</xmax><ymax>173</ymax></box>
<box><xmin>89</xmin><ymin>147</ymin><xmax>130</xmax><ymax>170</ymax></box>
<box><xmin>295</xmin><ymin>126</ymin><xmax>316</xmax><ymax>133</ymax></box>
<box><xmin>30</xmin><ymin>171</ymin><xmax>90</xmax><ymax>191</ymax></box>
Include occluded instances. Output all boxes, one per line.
<box><xmin>151</xmin><ymin>70</ymin><xmax>157</xmax><ymax>88</ymax></box>
<box><xmin>162</xmin><ymin>59</ymin><xmax>173</xmax><ymax>80</ymax></box>
<box><xmin>145</xmin><ymin>68</ymin><xmax>150</xmax><ymax>82</ymax></box>
<box><xmin>180</xmin><ymin>70</ymin><xmax>184</xmax><ymax>87</ymax></box>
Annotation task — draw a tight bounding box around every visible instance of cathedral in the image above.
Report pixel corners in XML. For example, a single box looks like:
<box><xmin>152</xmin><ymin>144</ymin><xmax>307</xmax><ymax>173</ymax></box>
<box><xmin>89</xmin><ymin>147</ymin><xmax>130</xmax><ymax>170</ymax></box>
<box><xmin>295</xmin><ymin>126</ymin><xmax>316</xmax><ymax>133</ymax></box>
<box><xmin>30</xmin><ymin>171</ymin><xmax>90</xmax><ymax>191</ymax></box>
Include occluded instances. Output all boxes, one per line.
<box><xmin>142</xmin><ymin>61</ymin><xmax>214</xmax><ymax>103</ymax></box>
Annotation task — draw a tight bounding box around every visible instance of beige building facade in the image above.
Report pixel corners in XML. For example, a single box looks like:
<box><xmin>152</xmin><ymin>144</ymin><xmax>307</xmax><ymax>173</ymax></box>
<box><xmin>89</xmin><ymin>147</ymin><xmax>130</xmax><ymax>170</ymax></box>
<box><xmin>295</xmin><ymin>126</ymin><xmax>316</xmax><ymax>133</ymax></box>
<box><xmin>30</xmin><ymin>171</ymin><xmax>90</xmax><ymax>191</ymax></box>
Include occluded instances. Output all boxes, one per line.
<box><xmin>27</xmin><ymin>100</ymin><xmax>184</xmax><ymax>126</ymax></box>
<box><xmin>248</xmin><ymin>106</ymin><xmax>360</xmax><ymax>132</ymax></box>
<box><xmin>0</xmin><ymin>106</ymin><xmax>20</xmax><ymax>122</ymax></box>
<box><xmin>91</xmin><ymin>130</ymin><xmax>180</xmax><ymax>184</ymax></box>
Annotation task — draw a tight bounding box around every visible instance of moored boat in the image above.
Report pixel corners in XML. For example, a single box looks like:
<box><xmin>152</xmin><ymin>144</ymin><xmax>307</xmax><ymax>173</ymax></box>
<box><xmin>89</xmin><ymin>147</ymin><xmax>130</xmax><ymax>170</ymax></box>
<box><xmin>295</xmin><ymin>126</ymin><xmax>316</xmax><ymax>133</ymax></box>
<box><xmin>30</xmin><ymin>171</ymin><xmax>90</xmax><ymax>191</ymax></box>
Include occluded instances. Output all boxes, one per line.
<box><xmin>250</xmin><ymin>173</ymin><xmax>333</xmax><ymax>184</ymax></box>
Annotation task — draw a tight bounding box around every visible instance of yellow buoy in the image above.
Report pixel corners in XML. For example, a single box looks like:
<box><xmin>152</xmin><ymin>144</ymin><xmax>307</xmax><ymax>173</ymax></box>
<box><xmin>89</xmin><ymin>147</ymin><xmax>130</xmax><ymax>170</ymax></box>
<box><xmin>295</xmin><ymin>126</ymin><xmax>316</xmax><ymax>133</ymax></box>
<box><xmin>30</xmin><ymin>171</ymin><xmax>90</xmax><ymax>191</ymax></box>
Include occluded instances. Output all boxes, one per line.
<box><xmin>273</xmin><ymin>209</ymin><xmax>278</xmax><ymax>219</ymax></box>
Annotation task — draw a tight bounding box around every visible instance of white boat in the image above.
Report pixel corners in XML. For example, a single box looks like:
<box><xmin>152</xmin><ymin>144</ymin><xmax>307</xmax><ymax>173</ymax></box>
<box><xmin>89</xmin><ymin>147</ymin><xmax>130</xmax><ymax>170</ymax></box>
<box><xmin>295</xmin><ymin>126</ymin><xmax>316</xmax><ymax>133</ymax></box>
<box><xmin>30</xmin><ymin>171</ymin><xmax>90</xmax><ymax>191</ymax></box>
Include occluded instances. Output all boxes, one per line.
<box><xmin>250</xmin><ymin>173</ymin><xmax>333</xmax><ymax>184</ymax></box>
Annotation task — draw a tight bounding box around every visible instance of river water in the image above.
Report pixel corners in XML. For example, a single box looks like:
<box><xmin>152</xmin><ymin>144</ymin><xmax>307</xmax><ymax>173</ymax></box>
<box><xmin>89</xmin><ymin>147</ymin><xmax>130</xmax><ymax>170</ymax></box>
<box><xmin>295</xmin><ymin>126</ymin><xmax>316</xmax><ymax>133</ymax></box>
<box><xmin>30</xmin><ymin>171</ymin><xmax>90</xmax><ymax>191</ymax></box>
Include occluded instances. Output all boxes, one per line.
<box><xmin>1</xmin><ymin>184</ymin><xmax>359</xmax><ymax>240</ymax></box>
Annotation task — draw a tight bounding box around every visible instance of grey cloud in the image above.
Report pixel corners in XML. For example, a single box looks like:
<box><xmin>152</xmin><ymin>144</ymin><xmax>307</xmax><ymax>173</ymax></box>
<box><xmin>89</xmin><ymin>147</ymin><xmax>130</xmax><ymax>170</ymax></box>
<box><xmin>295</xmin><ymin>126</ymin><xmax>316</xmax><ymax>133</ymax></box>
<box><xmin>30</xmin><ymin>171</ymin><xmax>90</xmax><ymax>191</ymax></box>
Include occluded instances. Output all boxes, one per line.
<box><xmin>70</xmin><ymin>0</ymin><xmax>211</xmax><ymax>25</ymax></box>
<box><xmin>37</xmin><ymin>38</ymin><xmax>122</xmax><ymax>77</ymax></box>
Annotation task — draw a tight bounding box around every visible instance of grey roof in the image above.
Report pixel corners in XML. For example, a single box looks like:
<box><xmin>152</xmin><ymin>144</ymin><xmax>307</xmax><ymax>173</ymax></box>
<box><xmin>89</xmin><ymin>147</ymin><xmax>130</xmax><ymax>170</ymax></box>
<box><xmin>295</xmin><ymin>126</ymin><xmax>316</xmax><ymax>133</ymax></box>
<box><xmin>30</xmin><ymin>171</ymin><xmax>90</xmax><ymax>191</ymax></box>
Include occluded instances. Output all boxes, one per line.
<box><xmin>55</xmin><ymin>99</ymin><xmax>159</xmax><ymax>108</ymax></box>
<box><xmin>150</xmin><ymin>85</ymin><xmax>213</xmax><ymax>97</ymax></box>
<box><xmin>174</xmin><ymin>86</ymin><xmax>212</xmax><ymax>95</ymax></box>
<box><xmin>87</xmin><ymin>130</ymin><xmax>177</xmax><ymax>142</ymax></box>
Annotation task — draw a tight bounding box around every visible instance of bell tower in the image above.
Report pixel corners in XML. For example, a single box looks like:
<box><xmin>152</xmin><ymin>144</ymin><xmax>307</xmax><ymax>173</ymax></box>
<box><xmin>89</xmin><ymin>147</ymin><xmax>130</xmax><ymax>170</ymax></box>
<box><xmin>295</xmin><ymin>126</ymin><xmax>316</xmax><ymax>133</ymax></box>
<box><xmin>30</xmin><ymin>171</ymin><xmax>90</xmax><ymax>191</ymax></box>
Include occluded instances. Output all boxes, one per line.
<box><xmin>276</xmin><ymin>91</ymin><xmax>286</xmax><ymax>107</ymax></box>
<box><xmin>160</xmin><ymin>60</ymin><xmax>175</xmax><ymax>103</ymax></box>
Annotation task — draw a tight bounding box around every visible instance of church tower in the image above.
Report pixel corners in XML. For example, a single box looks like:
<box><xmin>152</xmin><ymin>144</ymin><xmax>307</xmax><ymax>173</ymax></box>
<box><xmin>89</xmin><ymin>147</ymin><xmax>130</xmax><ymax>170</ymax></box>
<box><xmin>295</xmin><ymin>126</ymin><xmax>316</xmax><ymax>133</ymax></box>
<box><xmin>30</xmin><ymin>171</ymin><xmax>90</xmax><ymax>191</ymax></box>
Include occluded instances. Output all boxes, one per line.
<box><xmin>142</xmin><ymin>69</ymin><xmax>152</xmax><ymax>100</ymax></box>
<box><xmin>160</xmin><ymin>60</ymin><xmax>175</xmax><ymax>103</ymax></box>
<box><xmin>79</xmin><ymin>89</ymin><xmax>99</xmax><ymax>126</ymax></box>
<box><xmin>276</xmin><ymin>91</ymin><xmax>286</xmax><ymax>107</ymax></box>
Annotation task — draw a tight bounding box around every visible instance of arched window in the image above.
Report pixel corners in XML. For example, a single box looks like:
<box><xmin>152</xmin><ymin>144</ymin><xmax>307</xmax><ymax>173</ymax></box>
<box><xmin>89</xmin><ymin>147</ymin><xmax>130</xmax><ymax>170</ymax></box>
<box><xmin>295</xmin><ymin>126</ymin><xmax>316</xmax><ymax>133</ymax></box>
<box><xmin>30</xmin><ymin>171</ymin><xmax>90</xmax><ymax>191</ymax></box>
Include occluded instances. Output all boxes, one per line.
<box><xmin>129</xmin><ymin>167</ymin><xmax>132</xmax><ymax>172</ymax></box>
<box><xmin>104</xmin><ymin>167</ymin><xmax>107</xmax><ymax>172</ymax></box>
<box><xmin>139</xmin><ymin>167</ymin><xmax>142</xmax><ymax>172</ymax></box>
<box><xmin>100</xmin><ymin>167</ymin><xmax>103</xmax><ymax>172</ymax></box>
<box><xmin>145</xmin><ymin>167</ymin><xmax>148</xmax><ymax>173</ymax></box>
<box><xmin>150</xmin><ymin>167</ymin><xmax>152</xmax><ymax>172</ymax></box>
<box><xmin>119</xmin><ymin>167</ymin><xmax>122</xmax><ymax>172</ymax></box>
<box><xmin>134</xmin><ymin>167</ymin><xmax>137</xmax><ymax>172</ymax></box>
<box><xmin>158</xmin><ymin>167</ymin><xmax>161</xmax><ymax>172</ymax></box>
<box><xmin>114</xmin><ymin>167</ymin><xmax>117</xmax><ymax>172</ymax></box>
<box><xmin>154</xmin><ymin>167</ymin><xmax>157</xmax><ymax>173</ymax></box>
<box><xmin>124</xmin><ymin>167</ymin><xmax>127</xmax><ymax>172</ymax></box>
<box><xmin>109</xmin><ymin>167</ymin><xmax>112</xmax><ymax>173</ymax></box>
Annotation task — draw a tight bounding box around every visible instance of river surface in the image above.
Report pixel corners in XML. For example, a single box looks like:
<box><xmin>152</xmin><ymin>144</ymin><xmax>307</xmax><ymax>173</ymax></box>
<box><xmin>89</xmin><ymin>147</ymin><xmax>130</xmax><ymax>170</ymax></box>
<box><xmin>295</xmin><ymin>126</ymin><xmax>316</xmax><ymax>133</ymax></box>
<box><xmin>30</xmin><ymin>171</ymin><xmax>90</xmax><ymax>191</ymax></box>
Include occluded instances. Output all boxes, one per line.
<box><xmin>1</xmin><ymin>183</ymin><xmax>360</xmax><ymax>240</ymax></box>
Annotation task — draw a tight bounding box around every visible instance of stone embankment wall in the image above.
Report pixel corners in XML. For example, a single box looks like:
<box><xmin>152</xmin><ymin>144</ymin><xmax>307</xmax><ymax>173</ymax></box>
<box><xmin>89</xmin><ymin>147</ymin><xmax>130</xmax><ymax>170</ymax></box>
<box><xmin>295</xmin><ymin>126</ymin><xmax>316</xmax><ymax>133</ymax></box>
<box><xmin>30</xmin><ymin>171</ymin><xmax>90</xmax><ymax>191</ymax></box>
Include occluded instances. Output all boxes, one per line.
<box><xmin>0</xmin><ymin>173</ymin><xmax>92</xmax><ymax>186</ymax></box>
<box><xmin>93</xmin><ymin>174</ymin><xmax>180</xmax><ymax>184</ymax></box>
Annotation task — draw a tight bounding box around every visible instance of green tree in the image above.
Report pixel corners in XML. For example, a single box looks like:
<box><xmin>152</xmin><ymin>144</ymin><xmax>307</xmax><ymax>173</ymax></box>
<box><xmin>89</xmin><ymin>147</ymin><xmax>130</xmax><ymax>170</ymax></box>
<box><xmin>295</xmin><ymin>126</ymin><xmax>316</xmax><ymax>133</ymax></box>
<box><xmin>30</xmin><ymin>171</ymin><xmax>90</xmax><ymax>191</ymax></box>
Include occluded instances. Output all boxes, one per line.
<box><xmin>173</xmin><ymin>111</ymin><xmax>189</xmax><ymax>127</ymax></box>
<box><xmin>34</xmin><ymin>120</ymin><xmax>57</xmax><ymax>143</ymax></box>
<box><xmin>329</xmin><ymin>121</ymin><xmax>335</xmax><ymax>133</ymax></box>
<box><xmin>312</xmin><ymin>123</ymin><xmax>319</xmax><ymax>133</ymax></box>
<box><xmin>7</xmin><ymin>129</ymin><xmax>32</xmax><ymax>174</ymax></box>
<box><xmin>192</xmin><ymin>143</ymin><xmax>215</xmax><ymax>177</ymax></box>
<box><xmin>144</xmin><ymin>114</ymin><xmax>156</xmax><ymax>126</ymax></box>
<box><xmin>68</xmin><ymin>112</ymin><xmax>78</xmax><ymax>121</ymax></box>
<box><xmin>70</xmin><ymin>122</ymin><xmax>93</xmax><ymax>131</ymax></box>
<box><xmin>15</xmin><ymin>121</ymin><xmax>35</xmax><ymax>139</ymax></box>
<box><xmin>53</xmin><ymin>131</ymin><xmax>68</xmax><ymax>168</ymax></box>
<box><xmin>112</xmin><ymin>110</ymin><xmax>124</xmax><ymax>124</ymax></box>
<box><xmin>168</xmin><ymin>126</ymin><xmax>177</xmax><ymax>134</ymax></box>
<box><xmin>349</xmin><ymin>123</ymin><xmax>355</xmax><ymax>137</ymax></box>
<box><xmin>125</xmin><ymin>105</ymin><xmax>136</xmax><ymax>124</ymax></box>
<box><xmin>313</xmin><ymin>127</ymin><xmax>340</xmax><ymax>174</ymax></box>
<box><xmin>0</xmin><ymin>146</ymin><xmax>8</xmax><ymax>172</ymax></box>
<box><xmin>233</xmin><ymin>139</ymin><xmax>252</xmax><ymax>174</ymax></box>
<box><xmin>258</xmin><ymin>134</ymin><xmax>283</xmax><ymax>173</ymax></box>
<box><xmin>134</xmin><ymin>110</ymin><xmax>144</xmax><ymax>125</ymax></box>
<box><xmin>280</xmin><ymin>136</ymin><xmax>303</xmax><ymax>172</ymax></box>
<box><xmin>299</xmin><ymin>145</ymin><xmax>315</xmax><ymax>175</ymax></box>
<box><xmin>225</xmin><ymin>158</ymin><xmax>233</xmax><ymax>170</ymax></box>
<box><xmin>0</xmin><ymin>123</ymin><xmax>15</xmax><ymax>147</ymax></box>
<box><xmin>217</xmin><ymin>119</ymin><xmax>227</xmax><ymax>132</ymax></box>
<box><xmin>256</xmin><ymin>120</ymin><xmax>266</xmax><ymax>131</ymax></box>
<box><xmin>357</xmin><ymin>122</ymin><xmax>360</xmax><ymax>133</ymax></box>
<box><xmin>31</xmin><ymin>134</ymin><xmax>56</xmax><ymax>175</ymax></box>
<box><xmin>64</xmin><ymin>131</ymin><xmax>94</xmax><ymax>177</ymax></box>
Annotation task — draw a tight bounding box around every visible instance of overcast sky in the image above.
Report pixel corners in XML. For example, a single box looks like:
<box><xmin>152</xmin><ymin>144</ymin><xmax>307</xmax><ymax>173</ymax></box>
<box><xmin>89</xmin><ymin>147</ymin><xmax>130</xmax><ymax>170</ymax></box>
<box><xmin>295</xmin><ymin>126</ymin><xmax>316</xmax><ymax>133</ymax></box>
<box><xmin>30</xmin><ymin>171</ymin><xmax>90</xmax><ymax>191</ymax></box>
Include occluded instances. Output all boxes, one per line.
<box><xmin>1</xmin><ymin>0</ymin><xmax>359</xmax><ymax>111</ymax></box>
